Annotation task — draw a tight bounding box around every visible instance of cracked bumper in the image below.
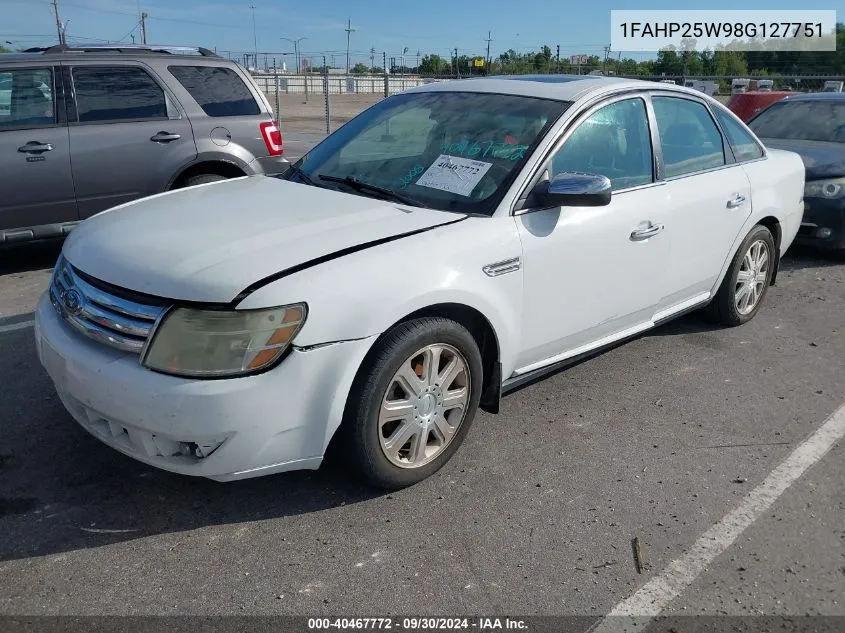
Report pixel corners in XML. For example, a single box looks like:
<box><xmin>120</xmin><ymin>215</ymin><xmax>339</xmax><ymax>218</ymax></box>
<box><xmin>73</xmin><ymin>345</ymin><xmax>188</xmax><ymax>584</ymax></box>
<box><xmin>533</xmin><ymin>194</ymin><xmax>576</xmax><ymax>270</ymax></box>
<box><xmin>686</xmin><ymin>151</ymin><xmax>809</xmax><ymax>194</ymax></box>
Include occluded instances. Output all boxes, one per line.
<box><xmin>34</xmin><ymin>293</ymin><xmax>375</xmax><ymax>481</ymax></box>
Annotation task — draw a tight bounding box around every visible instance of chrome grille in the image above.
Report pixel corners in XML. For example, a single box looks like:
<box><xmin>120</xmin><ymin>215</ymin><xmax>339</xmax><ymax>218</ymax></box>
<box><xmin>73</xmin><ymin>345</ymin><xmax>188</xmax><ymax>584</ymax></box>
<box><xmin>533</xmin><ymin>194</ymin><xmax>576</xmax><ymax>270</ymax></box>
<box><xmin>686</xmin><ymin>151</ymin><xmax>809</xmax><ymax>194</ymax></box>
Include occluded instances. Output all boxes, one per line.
<box><xmin>49</xmin><ymin>256</ymin><xmax>168</xmax><ymax>353</ymax></box>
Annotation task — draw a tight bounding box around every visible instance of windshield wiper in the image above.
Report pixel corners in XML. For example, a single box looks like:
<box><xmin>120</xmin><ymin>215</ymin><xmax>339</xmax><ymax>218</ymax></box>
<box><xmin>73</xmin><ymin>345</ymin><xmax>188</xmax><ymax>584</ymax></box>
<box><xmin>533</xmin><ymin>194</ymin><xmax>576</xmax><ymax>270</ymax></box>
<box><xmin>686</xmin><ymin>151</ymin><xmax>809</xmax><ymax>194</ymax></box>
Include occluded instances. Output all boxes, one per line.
<box><xmin>317</xmin><ymin>174</ymin><xmax>422</xmax><ymax>207</ymax></box>
<box><xmin>285</xmin><ymin>163</ymin><xmax>317</xmax><ymax>186</ymax></box>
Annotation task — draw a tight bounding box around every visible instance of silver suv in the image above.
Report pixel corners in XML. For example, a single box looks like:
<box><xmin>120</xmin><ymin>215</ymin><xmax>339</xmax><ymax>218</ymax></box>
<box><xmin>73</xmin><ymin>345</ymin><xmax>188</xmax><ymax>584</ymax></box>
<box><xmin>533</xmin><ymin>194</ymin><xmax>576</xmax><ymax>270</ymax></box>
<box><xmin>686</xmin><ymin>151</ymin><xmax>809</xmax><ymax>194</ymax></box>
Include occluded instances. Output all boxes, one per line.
<box><xmin>1</xmin><ymin>44</ymin><xmax>288</xmax><ymax>245</ymax></box>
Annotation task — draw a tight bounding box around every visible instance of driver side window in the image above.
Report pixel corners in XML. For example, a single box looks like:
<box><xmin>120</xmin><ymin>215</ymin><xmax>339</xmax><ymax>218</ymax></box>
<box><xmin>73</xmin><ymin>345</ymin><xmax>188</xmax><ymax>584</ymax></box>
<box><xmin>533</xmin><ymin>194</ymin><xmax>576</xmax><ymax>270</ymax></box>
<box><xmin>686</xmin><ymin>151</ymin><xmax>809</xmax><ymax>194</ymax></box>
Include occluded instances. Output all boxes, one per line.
<box><xmin>549</xmin><ymin>97</ymin><xmax>654</xmax><ymax>191</ymax></box>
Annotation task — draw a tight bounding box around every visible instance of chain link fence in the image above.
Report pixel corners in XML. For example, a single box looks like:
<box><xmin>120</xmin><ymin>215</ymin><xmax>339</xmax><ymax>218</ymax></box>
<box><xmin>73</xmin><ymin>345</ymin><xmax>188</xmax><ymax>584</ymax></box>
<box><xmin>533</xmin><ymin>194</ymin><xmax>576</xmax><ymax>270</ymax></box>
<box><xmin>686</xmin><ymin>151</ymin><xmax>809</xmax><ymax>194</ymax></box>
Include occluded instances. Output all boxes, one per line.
<box><xmin>255</xmin><ymin>69</ymin><xmax>843</xmax><ymax>136</ymax></box>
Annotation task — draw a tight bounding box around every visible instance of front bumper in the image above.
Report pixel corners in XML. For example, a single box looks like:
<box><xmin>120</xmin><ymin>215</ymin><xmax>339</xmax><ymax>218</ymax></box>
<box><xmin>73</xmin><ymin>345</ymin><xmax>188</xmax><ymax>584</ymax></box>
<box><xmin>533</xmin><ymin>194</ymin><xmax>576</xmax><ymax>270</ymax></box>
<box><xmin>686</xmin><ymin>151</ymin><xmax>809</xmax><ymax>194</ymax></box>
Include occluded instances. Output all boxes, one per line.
<box><xmin>34</xmin><ymin>293</ymin><xmax>374</xmax><ymax>481</ymax></box>
<box><xmin>795</xmin><ymin>197</ymin><xmax>845</xmax><ymax>251</ymax></box>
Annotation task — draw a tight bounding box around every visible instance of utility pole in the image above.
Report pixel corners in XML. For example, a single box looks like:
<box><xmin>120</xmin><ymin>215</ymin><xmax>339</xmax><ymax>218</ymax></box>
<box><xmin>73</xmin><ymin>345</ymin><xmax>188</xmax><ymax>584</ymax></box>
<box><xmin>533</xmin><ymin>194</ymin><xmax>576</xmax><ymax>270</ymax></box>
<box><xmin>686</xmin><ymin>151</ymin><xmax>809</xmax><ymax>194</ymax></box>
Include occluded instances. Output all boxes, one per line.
<box><xmin>249</xmin><ymin>5</ymin><xmax>257</xmax><ymax>70</ymax></box>
<box><xmin>556</xmin><ymin>44</ymin><xmax>560</xmax><ymax>73</ymax></box>
<box><xmin>485</xmin><ymin>31</ymin><xmax>493</xmax><ymax>72</ymax></box>
<box><xmin>51</xmin><ymin>0</ymin><xmax>66</xmax><ymax>46</ymax></box>
<box><xmin>383</xmin><ymin>51</ymin><xmax>388</xmax><ymax>97</ymax></box>
<box><xmin>370</xmin><ymin>47</ymin><xmax>376</xmax><ymax>72</ymax></box>
<box><xmin>603</xmin><ymin>44</ymin><xmax>611</xmax><ymax>75</ymax></box>
<box><xmin>344</xmin><ymin>18</ymin><xmax>356</xmax><ymax>74</ymax></box>
<box><xmin>454</xmin><ymin>47</ymin><xmax>459</xmax><ymax>78</ymax></box>
<box><xmin>140</xmin><ymin>11</ymin><xmax>148</xmax><ymax>45</ymax></box>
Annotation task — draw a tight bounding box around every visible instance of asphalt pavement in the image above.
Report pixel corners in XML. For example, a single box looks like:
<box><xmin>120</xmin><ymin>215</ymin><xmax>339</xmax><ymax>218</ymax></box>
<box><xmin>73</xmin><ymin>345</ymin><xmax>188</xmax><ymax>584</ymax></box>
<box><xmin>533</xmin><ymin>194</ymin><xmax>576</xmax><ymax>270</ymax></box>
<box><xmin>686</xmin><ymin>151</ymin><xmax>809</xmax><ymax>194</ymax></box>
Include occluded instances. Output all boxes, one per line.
<box><xmin>282</xmin><ymin>132</ymin><xmax>324</xmax><ymax>162</ymax></box>
<box><xmin>0</xmin><ymin>239</ymin><xmax>843</xmax><ymax>624</ymax></box>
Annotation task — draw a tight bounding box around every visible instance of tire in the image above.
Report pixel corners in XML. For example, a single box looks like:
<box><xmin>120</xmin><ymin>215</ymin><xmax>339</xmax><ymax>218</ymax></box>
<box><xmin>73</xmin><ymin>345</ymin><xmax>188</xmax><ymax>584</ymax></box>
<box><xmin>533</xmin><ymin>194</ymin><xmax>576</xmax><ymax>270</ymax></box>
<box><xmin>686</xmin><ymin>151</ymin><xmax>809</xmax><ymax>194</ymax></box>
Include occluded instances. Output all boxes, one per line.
<box><xmin>342</xmin><ymin>317</ymin><xmax>483</xmax><ymax>490</ymax></box>
<box><xmin>182</xmin><ymin>173</ymin><xmax>227</xmax><ymax>188</ymax></box>
<box><xmin>706</xmin><ymin>224</ymin><xmax>776</xmax><ymax>326</ymax></box>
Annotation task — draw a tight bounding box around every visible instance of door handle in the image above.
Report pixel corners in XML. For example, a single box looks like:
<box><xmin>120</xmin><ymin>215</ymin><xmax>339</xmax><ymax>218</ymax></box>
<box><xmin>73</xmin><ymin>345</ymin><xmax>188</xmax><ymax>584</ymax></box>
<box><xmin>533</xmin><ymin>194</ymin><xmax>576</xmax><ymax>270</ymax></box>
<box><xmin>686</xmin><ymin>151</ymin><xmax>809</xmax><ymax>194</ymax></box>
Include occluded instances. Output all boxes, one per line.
<box><xmin>18</xmin><ymin>142</ymin><xmax>54</xmax><ymax>154</ymax></box>
<box><xmin>150</xmin><ymin>131</ymin><xmax>181</xmax><ymax>143</ymax></box>
<box><xmin>726</xmin><ymin>194</ymin><xmax>746</xmax><ymax>209</ymax></box>
<box><xmin>630</xmin><ymin>223</ymin><xmax>665</xmax><ymax>241</ymax></box>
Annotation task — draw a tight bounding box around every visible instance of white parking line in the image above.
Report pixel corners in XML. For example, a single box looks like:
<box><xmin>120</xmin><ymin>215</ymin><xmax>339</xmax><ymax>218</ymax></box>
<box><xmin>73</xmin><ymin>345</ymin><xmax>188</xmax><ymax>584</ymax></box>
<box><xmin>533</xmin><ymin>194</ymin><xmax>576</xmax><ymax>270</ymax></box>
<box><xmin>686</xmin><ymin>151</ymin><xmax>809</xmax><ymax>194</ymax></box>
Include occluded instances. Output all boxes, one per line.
<box><xmin>590</xmin><ymin>401</ymin><xmax>845</xmax><ymax>632</ymax></box>
<box><xmin>0</xmin><ymin>320</ymin><xmax>34</xmax><ymax>333</ymax></box>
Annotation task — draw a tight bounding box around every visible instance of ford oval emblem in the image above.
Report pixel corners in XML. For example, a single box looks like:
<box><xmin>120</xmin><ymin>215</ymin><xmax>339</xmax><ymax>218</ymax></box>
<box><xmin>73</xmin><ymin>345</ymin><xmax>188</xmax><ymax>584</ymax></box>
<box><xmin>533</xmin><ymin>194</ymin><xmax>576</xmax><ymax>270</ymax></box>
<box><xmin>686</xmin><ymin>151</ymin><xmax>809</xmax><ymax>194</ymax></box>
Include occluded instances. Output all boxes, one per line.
<box><xmin>62</xmin><ymin>288</ymin><xmax>84</xmax><ymax>316</ymax></box>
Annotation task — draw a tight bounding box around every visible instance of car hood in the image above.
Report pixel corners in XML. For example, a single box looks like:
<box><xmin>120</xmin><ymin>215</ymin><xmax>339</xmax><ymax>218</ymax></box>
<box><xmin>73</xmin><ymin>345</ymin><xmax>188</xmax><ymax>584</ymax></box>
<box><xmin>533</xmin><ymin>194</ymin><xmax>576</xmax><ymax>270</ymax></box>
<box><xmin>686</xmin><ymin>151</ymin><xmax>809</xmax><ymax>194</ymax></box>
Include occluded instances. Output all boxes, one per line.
<box><xmin>760</xmin><ymin>138</ymin><xmax>845</xmax><ymax>180</ymax></box>
<box><xmin>63</xmin><ymin>176</ymin><xmax>465</xmax><ymax>303</ymax></box>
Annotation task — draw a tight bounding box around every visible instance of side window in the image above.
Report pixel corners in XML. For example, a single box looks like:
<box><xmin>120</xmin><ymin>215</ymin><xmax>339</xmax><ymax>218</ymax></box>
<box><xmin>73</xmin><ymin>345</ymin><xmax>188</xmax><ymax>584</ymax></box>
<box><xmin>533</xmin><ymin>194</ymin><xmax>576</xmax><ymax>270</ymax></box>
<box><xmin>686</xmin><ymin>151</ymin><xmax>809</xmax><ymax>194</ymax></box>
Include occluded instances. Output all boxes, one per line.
<box><xmin>549</xmin><ymin>98</ymin><xmax>653</xmax><ymax>191</ymax></box>
<box><xmin>0</xmin><ymin>67</ymin><xmax>55</xmax><ymax>129</ymax></box>
<box><xmin>713</xmin><ymin>107</ymin><xmax>764</xmax><ymax>162</ymax></box>
<box><xmin>652</xmin><ymin>96</ymin><xmax>726</xmax><ymax>178</ymax></box>
<box><xmin>72</xmin><ymin>66</ymin><xmax>167</xmax><ymax>123</ymax></box>
<box><xmin>167</xmin><ymin>65</ymin><xmax>261</xmax><ymax>117</ymax></box>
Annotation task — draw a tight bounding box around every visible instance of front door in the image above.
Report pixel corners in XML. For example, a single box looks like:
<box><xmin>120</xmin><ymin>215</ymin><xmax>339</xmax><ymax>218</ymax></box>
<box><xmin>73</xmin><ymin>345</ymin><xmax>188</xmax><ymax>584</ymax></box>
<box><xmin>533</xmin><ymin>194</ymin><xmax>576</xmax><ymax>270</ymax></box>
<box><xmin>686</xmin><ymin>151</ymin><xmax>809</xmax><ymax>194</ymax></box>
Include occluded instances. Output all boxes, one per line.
<box><xmin>0</xmin><ymin>65</ymin><xmax>77</xmax><ymax>236</ymax></box>
<box><xmin>66</xmin><ymin>63</ymin><xmax>197</xmax><ymax>219</ymax></box>
<box><xmin>514</xmin><ymin>95</ymin><xmax>671</xmax><ymax>373</ymax></box>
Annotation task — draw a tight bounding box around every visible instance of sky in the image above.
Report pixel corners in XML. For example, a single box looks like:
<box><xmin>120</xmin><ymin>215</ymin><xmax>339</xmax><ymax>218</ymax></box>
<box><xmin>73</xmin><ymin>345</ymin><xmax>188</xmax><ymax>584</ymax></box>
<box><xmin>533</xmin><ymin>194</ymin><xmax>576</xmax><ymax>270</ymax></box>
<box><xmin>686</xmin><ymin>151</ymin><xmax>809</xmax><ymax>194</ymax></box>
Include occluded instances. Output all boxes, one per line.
<box><xmin>0</xmin><ymin>0</ymin><xmax>835</xmax><ymax>68</ymax></box>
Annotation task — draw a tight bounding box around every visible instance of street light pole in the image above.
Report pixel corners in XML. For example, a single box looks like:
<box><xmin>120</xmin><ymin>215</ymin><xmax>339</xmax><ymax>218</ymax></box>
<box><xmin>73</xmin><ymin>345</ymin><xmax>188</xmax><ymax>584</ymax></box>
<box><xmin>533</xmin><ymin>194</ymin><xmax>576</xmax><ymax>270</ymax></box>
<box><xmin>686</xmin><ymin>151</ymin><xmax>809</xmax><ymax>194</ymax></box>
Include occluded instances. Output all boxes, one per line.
<box><xmin>281</xmin><ymin>37</ymin><xmax>306</xmax><ymax>74</ymax></box>
<box><xmin>249</xmin><ymin>4</ymin><xmax>257</xmax><ymax>70</ymax></box>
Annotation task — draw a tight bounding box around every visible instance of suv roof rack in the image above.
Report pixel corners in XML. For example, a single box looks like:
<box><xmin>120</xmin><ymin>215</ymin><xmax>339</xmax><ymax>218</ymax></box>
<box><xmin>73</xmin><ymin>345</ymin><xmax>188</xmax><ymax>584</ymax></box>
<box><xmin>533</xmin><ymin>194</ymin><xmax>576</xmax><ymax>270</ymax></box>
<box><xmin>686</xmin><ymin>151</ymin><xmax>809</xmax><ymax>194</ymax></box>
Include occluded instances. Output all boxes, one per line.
<box><xmin>40</xmin><ymin>44</ymin><xmax>220</xmax><ymax>57</ymax></box>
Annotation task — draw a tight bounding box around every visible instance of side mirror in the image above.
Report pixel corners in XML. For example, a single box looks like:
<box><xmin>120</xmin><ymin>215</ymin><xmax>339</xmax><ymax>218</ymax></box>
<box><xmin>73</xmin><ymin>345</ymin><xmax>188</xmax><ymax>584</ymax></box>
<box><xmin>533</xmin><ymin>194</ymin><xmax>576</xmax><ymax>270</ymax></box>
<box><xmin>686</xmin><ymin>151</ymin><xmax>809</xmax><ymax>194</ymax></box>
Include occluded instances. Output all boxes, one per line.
<box><xmin>527</xmin><ymin>172</ymin><xmax>612</xmax><ymax>209</ymax></box>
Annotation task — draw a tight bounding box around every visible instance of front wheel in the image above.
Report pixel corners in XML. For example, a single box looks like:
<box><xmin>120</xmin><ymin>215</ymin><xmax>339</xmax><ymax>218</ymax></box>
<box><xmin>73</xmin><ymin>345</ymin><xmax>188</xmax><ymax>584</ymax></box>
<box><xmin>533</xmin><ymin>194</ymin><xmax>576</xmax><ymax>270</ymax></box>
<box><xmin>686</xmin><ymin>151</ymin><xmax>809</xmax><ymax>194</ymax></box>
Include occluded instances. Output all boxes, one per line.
<box><xmin>343</xmin><ymin>317</ymin><xmax>483</xmax><ymax>490</ymax></box>
<box><xmin>706</xmin><ymin>224</ymin><xmax>776</xmax><ymax>326</ymax></box>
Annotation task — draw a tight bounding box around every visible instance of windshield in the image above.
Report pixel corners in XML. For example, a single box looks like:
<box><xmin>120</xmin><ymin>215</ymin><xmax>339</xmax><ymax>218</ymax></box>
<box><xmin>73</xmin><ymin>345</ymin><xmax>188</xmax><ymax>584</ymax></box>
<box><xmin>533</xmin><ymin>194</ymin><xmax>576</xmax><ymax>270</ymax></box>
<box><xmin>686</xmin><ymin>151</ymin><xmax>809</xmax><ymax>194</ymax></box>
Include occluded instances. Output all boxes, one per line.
<box><xmin>284</xmin><ymin>91</ymin><xmax>570</xmax><ymax>215</ymax></box>
<box><xmin>749</xmin><ymin>100</ymin><xmax>845</xmax><ymax>143</ymax></box>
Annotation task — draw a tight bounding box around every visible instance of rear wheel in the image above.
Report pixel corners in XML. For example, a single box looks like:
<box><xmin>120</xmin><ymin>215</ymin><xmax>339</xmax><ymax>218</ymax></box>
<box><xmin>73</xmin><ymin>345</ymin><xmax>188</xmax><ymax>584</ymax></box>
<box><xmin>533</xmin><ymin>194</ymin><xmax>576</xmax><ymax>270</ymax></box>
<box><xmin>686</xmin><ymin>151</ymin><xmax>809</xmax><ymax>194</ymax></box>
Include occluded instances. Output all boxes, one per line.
<box><xmin>706</xmin><ymin>224</ymin><xmax>776</xmax><ymax>326</ymax></box>
<box><xmin>343</xmin><ymin>317</ymin><xmax>483</xmax><ymax>490</ymax></box>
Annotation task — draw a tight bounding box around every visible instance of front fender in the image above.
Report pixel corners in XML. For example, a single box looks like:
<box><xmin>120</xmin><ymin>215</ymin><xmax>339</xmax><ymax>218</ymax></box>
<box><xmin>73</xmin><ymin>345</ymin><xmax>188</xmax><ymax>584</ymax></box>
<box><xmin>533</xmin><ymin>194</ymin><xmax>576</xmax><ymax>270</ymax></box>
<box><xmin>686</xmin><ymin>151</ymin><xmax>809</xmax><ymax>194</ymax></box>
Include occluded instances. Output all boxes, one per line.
<box><xmin>235</xmin><ymin>216</ymin><xmax>525</xmax><ymax>378</ymax></box>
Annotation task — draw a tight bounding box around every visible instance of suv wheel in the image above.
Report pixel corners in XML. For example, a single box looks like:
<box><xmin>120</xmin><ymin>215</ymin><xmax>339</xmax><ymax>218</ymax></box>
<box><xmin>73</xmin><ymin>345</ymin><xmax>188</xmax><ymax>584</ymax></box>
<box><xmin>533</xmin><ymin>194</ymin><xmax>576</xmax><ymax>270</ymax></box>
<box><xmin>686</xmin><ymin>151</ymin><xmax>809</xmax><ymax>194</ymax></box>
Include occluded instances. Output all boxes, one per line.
<box><xmin>182</xmin><ymin>174</ymin><xmax>227</xmax><ymax>188</ymax></box>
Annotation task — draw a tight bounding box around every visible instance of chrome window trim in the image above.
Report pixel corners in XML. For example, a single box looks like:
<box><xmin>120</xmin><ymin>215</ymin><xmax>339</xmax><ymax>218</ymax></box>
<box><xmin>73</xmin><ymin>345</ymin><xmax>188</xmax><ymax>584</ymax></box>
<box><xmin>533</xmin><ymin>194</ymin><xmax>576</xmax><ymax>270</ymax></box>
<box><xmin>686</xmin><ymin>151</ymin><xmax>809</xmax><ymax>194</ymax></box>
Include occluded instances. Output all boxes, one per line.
<box><xmin>708</xmin><ymin>100</ymin><xmax>768</xmax><ymax>161</ymax></box>
<box><xmin>648</xmin><ymin>92</ymin><xmax>730</xmax><ymax>177</ymax></box>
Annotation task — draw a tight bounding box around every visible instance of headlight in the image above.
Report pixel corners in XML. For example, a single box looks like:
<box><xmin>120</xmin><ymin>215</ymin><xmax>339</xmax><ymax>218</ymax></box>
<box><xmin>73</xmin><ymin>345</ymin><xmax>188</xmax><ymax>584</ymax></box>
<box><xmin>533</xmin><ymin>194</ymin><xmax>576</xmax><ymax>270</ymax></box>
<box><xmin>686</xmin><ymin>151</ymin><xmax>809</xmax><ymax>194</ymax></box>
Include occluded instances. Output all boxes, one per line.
<box><xmin>142</xmin><ymin>303</ymin><xmax>306</xmax><ymax>377</ymax></box>
<box><xmin>804</xmin><ymin>178</ymin><xmax>845</xmax><ymax>199</ymax></box>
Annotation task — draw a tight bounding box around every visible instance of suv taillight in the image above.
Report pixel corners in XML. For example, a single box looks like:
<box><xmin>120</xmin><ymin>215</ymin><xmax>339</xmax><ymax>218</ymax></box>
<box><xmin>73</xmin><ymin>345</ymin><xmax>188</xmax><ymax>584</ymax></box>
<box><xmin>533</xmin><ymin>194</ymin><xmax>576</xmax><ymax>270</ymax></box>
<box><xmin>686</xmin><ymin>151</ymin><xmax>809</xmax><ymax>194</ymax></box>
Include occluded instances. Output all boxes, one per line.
<box><xmin>259</xmin><ymin>121</ymin><xmax>283</xmax><ymax>156</ymax></box>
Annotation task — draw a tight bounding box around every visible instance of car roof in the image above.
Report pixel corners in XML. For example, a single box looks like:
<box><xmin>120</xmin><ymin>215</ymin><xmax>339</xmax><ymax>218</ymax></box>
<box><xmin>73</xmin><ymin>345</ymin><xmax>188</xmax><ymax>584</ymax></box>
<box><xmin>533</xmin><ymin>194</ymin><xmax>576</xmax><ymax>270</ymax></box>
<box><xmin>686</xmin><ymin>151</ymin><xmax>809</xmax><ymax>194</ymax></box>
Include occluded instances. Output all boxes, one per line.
<box><xmin>404</xmin><ymin>74</ymin><xmax>719</xmax><ymax>103</ymax></box>
<box><xmin>0</xmin><ymin>45</ymin><xmax>223</xmax><ymax>64</ymax></box>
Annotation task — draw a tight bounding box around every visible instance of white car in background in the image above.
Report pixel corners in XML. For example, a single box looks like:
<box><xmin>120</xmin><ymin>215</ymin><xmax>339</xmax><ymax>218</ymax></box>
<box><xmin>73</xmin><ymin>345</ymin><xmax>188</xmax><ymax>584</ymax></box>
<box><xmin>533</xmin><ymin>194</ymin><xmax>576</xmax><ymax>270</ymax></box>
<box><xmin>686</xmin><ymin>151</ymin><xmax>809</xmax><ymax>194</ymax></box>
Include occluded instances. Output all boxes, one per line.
<box><xmin>35</xmin><ymin>76</ymin><xmax>806</xmax><ymax>489</ymax></box>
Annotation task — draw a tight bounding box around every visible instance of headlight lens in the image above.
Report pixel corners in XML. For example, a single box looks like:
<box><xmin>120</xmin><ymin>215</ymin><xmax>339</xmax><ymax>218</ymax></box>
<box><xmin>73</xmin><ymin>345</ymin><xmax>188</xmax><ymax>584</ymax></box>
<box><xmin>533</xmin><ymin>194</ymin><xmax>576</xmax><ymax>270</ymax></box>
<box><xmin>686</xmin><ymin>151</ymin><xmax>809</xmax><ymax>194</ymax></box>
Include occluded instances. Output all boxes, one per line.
<box><xmin>804</xmin><ymin>178</ymin><xmax>845</xmax><ymax>199</ymax></box>
<box><xmin>142</xmin><ymin>303</ymin><xmax>306</xmax><ymax>377</ymax></box>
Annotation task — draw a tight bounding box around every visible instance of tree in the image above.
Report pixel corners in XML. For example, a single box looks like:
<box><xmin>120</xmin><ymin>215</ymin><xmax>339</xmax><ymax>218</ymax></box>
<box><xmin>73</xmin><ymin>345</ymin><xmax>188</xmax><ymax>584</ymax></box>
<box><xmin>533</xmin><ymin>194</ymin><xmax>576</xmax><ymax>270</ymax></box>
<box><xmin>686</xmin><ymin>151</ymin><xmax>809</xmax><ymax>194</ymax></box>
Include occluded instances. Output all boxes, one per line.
<box><xmin>350</xmin><ymin>62</ymin><xmax>369</xmax><ymax>74</ymax></box>
<box><xmin>0</xmin><ymin>45</ymin><xmax>11</xmax><ymax>54</ymax></box>
<box><xmin>419</xmin><ymin>54</ymin><xmax>449</xmax><ymax>75</ymax></box>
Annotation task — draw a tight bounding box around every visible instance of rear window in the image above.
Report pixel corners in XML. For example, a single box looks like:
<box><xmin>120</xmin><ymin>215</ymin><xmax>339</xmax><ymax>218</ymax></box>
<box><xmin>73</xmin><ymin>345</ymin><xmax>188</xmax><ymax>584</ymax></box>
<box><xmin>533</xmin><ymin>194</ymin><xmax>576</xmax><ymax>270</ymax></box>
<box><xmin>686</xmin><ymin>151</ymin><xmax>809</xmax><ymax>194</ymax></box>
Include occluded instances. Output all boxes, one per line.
<box><xmin>748</xmin><ymin>100</ymin><xmax>845</xmax><ymax>143</ymax></box>
<box><xmin>168</xmin><ymin>65</ymin><xmax>260</xmax><ymax>117</ymax></box>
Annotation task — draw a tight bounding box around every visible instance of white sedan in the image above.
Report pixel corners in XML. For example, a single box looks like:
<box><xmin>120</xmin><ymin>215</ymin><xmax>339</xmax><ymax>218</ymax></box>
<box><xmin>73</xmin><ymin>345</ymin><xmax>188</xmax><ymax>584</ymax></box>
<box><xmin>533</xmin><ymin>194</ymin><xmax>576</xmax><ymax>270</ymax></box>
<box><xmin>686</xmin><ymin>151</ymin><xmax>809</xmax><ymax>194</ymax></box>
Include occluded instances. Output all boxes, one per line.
<box><xmin>35</xmin><ymin>76</ymin><xmax>806</xmax><ymax>489</ymax></box>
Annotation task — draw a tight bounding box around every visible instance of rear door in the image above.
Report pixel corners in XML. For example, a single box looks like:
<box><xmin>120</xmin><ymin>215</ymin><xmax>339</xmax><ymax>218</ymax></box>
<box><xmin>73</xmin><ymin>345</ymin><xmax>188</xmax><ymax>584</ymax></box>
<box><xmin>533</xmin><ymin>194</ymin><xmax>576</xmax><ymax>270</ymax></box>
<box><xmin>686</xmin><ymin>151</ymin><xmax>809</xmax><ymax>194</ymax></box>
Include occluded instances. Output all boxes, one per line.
<box><xmin>0</xmin><ymin>64</ymin><xmax>77</xmax><ymax>237</ymax></box>
<box><xmin>648</xmin><ymin>94</ymin><xmax>752</xmax><ymax>310</ymax></box>
<box><xmin>65</xmin><ymin>62</ymin><xmax>197</xmax><ymax>218</ymax></box>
